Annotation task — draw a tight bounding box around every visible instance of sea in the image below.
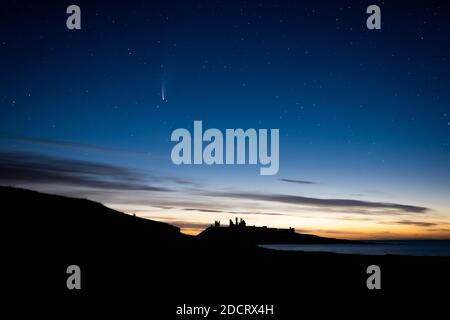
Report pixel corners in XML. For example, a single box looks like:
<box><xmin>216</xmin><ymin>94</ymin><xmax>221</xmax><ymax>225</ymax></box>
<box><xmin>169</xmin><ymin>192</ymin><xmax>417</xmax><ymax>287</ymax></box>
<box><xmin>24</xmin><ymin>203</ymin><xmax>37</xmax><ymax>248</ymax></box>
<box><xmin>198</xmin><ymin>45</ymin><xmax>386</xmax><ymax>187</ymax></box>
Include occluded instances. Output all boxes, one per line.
<box><xmin>260</xmin><ymin>240</ymin><xmax>450</xmax><ymax>257</ymax></box>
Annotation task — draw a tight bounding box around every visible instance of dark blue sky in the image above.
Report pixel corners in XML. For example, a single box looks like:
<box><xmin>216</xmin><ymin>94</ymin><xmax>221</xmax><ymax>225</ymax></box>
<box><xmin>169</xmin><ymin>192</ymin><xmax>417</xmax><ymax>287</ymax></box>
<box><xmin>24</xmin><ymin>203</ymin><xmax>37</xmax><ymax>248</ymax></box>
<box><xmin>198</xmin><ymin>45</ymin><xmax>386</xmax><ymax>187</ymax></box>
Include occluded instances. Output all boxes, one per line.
<box><xmin>1</xmin><ymin>0</ymin><xmax>449</xmax><ymax>238</ymax></box>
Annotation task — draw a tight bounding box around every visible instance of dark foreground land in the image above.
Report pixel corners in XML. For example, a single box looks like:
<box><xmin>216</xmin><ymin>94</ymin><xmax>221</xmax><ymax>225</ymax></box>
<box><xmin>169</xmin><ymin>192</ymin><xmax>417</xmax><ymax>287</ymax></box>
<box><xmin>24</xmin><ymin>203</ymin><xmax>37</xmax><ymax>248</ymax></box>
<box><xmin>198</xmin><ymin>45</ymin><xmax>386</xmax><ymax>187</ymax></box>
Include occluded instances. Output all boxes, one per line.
<box><xmin>3</xmin><ymin>186</ymin><xmax>449</xmax><ymax>318</ymax></box>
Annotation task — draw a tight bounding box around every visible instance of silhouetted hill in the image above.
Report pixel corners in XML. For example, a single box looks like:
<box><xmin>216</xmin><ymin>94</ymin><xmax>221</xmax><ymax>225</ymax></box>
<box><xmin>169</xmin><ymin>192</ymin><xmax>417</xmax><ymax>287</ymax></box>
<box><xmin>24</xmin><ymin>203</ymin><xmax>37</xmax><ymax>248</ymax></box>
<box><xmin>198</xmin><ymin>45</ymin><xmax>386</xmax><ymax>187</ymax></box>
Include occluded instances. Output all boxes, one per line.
<box><xmin>2</xmin><ymin>186</ymin><xmax>184</xmax><ymax>252</ymax></box>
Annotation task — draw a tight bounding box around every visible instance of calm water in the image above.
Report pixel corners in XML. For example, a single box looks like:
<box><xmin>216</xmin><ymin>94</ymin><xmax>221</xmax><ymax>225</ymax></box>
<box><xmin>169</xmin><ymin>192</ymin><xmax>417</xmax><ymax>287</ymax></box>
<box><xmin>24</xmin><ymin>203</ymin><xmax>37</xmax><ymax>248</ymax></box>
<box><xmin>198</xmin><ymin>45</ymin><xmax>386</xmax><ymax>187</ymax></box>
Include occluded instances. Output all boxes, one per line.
<box><xmin>260</xmin><ymin>240</ymin><xmax>450</xmax><ymax>257</ymax></box>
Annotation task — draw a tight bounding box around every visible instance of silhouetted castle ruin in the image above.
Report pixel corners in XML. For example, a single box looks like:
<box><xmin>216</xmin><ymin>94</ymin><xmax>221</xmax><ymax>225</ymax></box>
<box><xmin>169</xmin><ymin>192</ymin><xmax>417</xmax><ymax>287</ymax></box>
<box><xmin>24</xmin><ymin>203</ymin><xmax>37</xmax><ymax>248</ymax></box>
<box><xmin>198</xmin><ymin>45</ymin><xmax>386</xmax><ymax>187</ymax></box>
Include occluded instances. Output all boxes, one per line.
<box><xmin>202</xmin><ymin>218</ymin><xmax>350</xmax><ymax>244</ymax></box>
<box><xmin>211</xmin><ymin>217</ymin><xmax>295</xmax><ymax>233</ymax></box>
<box><xmin>228</xmin><ymin>217</ymin><xmax>247</xmax><ymax>228</ymax></box>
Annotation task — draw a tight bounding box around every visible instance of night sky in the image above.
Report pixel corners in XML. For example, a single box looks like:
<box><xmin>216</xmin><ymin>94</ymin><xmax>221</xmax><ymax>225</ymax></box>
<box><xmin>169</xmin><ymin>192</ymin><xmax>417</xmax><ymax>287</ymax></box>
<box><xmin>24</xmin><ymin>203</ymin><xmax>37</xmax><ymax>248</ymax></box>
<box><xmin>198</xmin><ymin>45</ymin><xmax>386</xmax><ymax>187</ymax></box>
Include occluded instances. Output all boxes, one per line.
<box><xmin>1</xmin><ymin>0</ymin><xmax>449</xmax><ymax>239</ymax></box>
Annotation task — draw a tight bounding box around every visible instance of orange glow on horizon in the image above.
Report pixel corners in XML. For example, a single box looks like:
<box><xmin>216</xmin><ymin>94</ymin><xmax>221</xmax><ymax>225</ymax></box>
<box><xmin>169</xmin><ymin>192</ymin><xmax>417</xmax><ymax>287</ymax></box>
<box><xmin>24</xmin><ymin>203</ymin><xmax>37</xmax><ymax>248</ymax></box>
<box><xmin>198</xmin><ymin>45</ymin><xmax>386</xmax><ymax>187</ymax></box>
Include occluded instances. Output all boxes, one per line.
<box><xmin>112</xmin><ymin>203</ymin><xmax>450</xmax><ymax>241</ymax></box>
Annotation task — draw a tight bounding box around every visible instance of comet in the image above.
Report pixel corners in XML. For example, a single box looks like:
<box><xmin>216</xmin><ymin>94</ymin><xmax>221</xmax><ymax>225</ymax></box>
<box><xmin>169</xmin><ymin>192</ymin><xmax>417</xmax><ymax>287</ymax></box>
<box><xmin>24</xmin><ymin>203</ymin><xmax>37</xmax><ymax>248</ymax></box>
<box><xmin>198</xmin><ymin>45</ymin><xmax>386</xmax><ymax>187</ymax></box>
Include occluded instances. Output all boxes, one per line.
<box><xmin>161</xmin><ymin>67</ymin><xmax>167</xmax><ymax>102</ymax></box>
<box><xmin>161</xmin><ymin>83</ymin><xmax>166</xmax><ymax>102</ymax></box>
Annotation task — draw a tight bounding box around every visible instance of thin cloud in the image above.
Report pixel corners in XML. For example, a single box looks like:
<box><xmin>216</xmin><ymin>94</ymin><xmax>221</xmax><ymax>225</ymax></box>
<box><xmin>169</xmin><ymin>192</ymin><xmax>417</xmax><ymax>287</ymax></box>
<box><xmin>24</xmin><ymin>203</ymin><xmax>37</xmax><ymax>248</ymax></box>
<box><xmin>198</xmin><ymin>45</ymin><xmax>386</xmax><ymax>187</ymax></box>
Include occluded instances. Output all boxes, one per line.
<box><xmin>206</xmin><ymin>191</ymin><xmax>429</xmax><ymax>214</ymax></box>
<box><xmin>427</xmin><ymin>228</ymin><xmax>450</xmax><ymax>232</ymax></box>
<box><xmin>0</xmin><ymin>151</ymin><xmax>172</xmax><ymax>192</ymax></box>
<box><xmin>183</xmin><ymin>208</ymin><xmax>224</xmax><ymax>213</ymax></box>
<box><xmin>0</xmin><ymin>133</ymin><xmax>161</xmax><ymax>157</ymax></box>
<box><xmin>388</xmin><ymin>220</ymin><xmax>437</xmax><ymax>227</ymax></box>
<box><xmin>229</xmin><ymin>211</ymin><xmax>287</xmax><ymax>216</ymax></box>
<box><xmin>152</xmin><ymin>205</ymin><xmax>174</xmax><ymax>210</ymax></box>
<box><xmin>279</xmin><ymin>178</ymin><xmax>317</xmax><ymax>185</ymax></box>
